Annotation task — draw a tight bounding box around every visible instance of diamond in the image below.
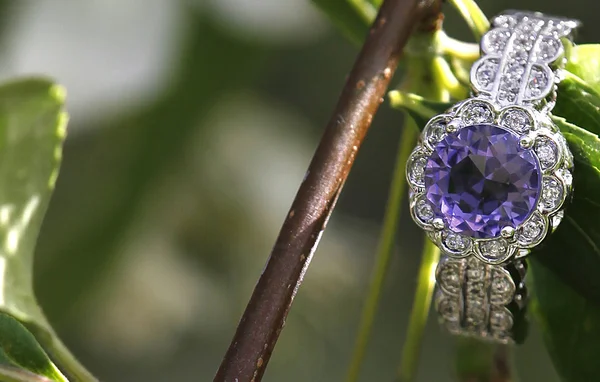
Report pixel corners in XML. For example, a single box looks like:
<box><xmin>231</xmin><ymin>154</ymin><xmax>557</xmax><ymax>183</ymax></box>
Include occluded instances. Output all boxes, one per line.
<box><xmin>415</xmin><ymin>199</ymin><xmax>434</xmax><ymax>223</ymax></box>
<box><xmin>500</xmin><ymin>108</ymin><xmax>531</xmax><ymax>133</ymax></box>
<box><xmin>466</xmin><ymin>258</ymin><xmax>485</xmax><ymax>281</ymax></box>
<box><xmin>475</xmin><ymin>59</ymin><xmax>499</xmax><ymax>90</ymax></box>
<box><xmin>479</xmin><ymin>239</ymin><xmax>509</xmax><ymax>262</ymax></box>
<box><xmin>465</xmin><ymin>301</ymin><xmax>486</xmax><ymax>325</ymax></box>
<box><xmin>438</xmin><ymin>298</ymin><xmax>460</xmax><ymax>322</ymax></box>
<box><xmin>509</xmin><ymin>50</ymin><xmax>529</xmax><ymax>65</ymax></box>
<box><xmin>482</xmin><ymin>29</ymin><xmax>511</xmax><ymax>53</ymax></box>
<box><xmin>490</xmin><ymin>269</ymin><xmax>515</xmax><ymax>305</ymax></box>
<box><xmin>557</xmin><ymin>168</ymin><xmax>573</xmax><ymax>186</ymax></box>
<box><xmin>534</xmin><ymin>137</ymin><xmax>558</xmax><ymax>169</ymax></box>
<box><xmin>408</xmin><ymin>153</ymin><xmax>427</xmax><ymax>187</ymax></box>
<box><xmin>444</xmin><ymin>232</ymin><xmax>470</xmax><ymax>252</ymax></box>
<box><xmin>467</xmin><ymin>281</ymin><xmax>485</xmax><ymax>298</ymax></box>
<box><xmin>490</xmin><ymin>308</ymin><xmax>513</xmax><ymax>332</ymax></box>
<box><xmin>461</xmin><ymin>103</ymin><xmax>493</xmax><ymax>124</ymax></box>
<box><xmin>493</xmin><ymin>15</ymin><xmax>518</xmax><ymax>28</ymax></box>
<box><xmin>518</xmin><ymin>212</ymin><xmax>546</xmax><ymax>246</ymax></box>
<box><xmin>425</xmin><ymin>124</ymin><xmax>541</xmax><ymax>239</ymax></box>
<box><xmin>536</xmin><ymin>36</ymin><xmax>561</xmax><ymax>62</ymax></box>
<box><xmin>527</xmin><ymin>66</ymin><xmax>550</xmax><ymax>98</ymax></box>
<box><xmin>514</xmin><ymin>32</ymin><xmax>536</xmax><ymax>50</ymax></box>
<box><xmin>541</xmin><ymin>176</ymin><xmax>563</xmax><ymax>211</ymax></box>
<box><xmin>437</xmin><ymin>263</ymin><xmax>461</xmax><ymax>295</ymax></box>
<box><xmin>426</xmin><ymin>120</ymin><xmax>447</xmax><ymax>144</ymax></box>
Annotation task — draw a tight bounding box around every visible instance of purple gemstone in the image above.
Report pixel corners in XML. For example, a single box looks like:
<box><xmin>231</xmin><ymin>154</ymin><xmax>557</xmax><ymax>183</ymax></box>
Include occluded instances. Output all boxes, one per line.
<box><xmin>424</xmin><ymin>124</ymin><xmax>540</xmax><ymax>239</ymax></box>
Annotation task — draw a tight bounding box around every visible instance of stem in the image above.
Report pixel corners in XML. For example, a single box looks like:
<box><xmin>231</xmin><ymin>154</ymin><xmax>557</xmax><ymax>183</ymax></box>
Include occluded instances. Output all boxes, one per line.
<box><xmin>439</xmin><ymin>32</ymin><xmax>480</xmax><ymax>61</ymax></box>
<box><xmin>215</xmin><ymin>1</ymin><xmax>437</xmax><ymax>380</ymax></box>
<box><xmin>349</xmin><ymin>0</ymin><xmax>378</xmax><ymax>24</ymax></box>
<box><xmin>447</xmin><ymin>0</ymin><xmax>489</xmax><ymax>40</ymax></box>
<box><xmin>44</xmin><ymin>335</ymin><xmax>97</xmax><ymax>382</ymax></box>
<box><xmin>396</xmin><ymin>238</ymin><xmax>440</xmax><ymax>382</ymax></box>
<box><xmin>345</xmin><ymin>122</ymin><xmax>418</xmax><ymax>382</ymax></box>
<box><xmin>388</xmin><ymin>91</ymin><xmax>439</xmax><ymax>118</ymax></box>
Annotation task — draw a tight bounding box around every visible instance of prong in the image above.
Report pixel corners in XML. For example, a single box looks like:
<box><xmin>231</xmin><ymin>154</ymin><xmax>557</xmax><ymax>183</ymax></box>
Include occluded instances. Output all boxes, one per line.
<box><xmin>519</xmin><ymin>135</ymin><xmax>534</xmax><ymax>149</ymax></box>
<box><xmin>432</xmin><ymin>218</ymin><xmax>445</xmax><ymax>230</ymax></box>
<box><xmin>446</xmin><ymin>119</ymin><xmax>461</xmax><ymax>133</ymax></box>
<box><xmin>501</xmin><ymin>225</ymin><xmax>516</xmax><ymax>238</ymax></box>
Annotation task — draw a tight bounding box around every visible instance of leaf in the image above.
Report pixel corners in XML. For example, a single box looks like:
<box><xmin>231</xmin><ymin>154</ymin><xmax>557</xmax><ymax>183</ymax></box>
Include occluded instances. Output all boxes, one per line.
<box><xmin>530</xmin><ymin>258</ymin><xmax>600</xmax><ymax>382</ymax></box>
<box><xmin>311</xmin><ymin>0</ymin><xmax>372</xmax><ymax>44</ymax></box>
<box><xmin>0</xmin><ymin>313</ymin><xmax>65</xmax><ymax>381</ymax></box>
<box><xmin>531</xmin><ymin>118</ymin><xmax>600</xmax><ymax>305</ymax></box>
<box><xmin>0</xmin><ymin>78</ymin><xmax>92</xmax><ymax>380</ymax></box>
<box><xmin>565</xmin><ymin>44</ymin><xmax>600</xmax><ymax>93</ymax></box>
<box><xmin>388</xmin><ymin>90</ymin><xmax>452</xmax><ymax>127</ymax></box>
<box><xmin>554</xmin><ymin>72</ymin><xmax>600</xmax><ymax>136</ymax></box>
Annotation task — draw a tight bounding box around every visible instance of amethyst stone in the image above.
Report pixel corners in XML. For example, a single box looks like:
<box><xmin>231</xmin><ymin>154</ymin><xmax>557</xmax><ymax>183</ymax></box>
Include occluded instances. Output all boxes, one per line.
<box><xmin>424</xmin><ymin>124</ymin><xmax>540</xmax><ymax>239</ymax></box>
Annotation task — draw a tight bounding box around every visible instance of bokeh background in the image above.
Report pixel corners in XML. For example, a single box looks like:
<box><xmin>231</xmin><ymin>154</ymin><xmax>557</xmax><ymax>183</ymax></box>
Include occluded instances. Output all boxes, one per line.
<box><xmin>0</xmin><ymin>0</ymin><xmax>594</xmax><ymax>381</ymax></box>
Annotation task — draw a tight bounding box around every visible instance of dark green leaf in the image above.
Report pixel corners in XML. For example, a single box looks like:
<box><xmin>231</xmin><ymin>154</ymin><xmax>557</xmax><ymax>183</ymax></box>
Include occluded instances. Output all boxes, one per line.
<box><xmin>531</xmin><ymin>257</ymin><xmax>600</xmax><ymax>382</ymax></box>
<box><xmin>0</xmin><ymin>313</ymin><xmax>65</xmax><ymax>381</ymax></box>
<box><xmin>554</xmin><ymin>72</ymin><xmax>600</xmax><ymax>136</ymax></box>
<box><xmin>311</xmin><ymin>0</ymin><xmax>372</xmax><ymax>45</ymax></box>
<box><xmin>531</xmin><ymin>118</ymin><xmax>600</xmax><ymax>305</ymax></box>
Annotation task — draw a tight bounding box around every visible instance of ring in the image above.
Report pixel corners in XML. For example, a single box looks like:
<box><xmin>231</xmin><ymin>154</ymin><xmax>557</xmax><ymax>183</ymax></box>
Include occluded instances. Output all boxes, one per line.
<box><xmin>407</xmin><ymin>10</ymin><xmax>580</xmax><ymax>264</ymax></box>
<box><xmin>406</xmin><ymin>10</ymin><xmax>581</xmax><ymax>341</ymax></box>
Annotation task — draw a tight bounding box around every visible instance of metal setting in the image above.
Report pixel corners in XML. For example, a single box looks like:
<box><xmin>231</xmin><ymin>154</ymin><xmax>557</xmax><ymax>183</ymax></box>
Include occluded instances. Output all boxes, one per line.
<box><xmin>434</xmin><ymin>255</ymin><xmax>528</xmax><ymax>344</ymax></box>
<box><xmin>407</xmin><ymin>10</ymin><xmax>580</xmax><ymax>265</ymax></box>
<box><xmin>411</xmin><ymin>10</ymin><xmax>581</xmax><ymax>343</ymax></box>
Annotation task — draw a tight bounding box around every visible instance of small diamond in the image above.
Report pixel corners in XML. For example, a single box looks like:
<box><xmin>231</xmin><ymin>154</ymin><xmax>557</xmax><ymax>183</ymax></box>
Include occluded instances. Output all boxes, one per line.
<box><xmin>490</xmin><ymin>309</ymin><xmax>513</xmax><ymax>332</ymax></box>
<box><xmin>467</xmin><ymin>281</ymin><xmax>485</xmax><ymax>298</ymax></box>
<box><xmin>541</xmin><ymin>177</ymin><xmax>563</xmax><ymax>211</ymax></box>
<box><xmin>408</xmin><ymin>153</ymin><xmax>427</xmax><ymax>187</ymax></box>
<box><xmin>493</xmin><ymin>15</ymin><xmax>518</xmax><ymax>28</ymax></box>
<box><xmin>415</xmin><ymin>199</ymin><xmax>434</xmax><ymax>223</ymax></box>
<box><xmin>514</xmin><ymin>33</ymin><xmax>536</xmax><ymax>50</ymax></box>
<box><xmin>475</xmin><ymin>59</ymin><xmax>499</xmax><ymax>89</ymax></box>
<box><xmin>438</xmin><ymin>263</ymin><xmax>461</xmax><ymax>294</ymax></box>
<box><xmin>509</xmin><ymin>50</ymin><xmax>529</xmax><ymax>65</ymax></box>
<box><xmin>438</xmin><ymin>298</ymin><xmax>460</xmax><ymax>322</ymax></box>
<box><xmin>557</xmin><ymin>168</ymin><xmax>573</xmax><ymax>186</ymax></box>
<box><xmin>527</xmin><ymin>66</ymin><xmax>550</xmax><ymax>98</ymax></box>
<box><xmin>426</xmin><ymin>121</ymin><xmax>447</xmax><ymax>144</ymax></box>
<box><xmin>500</xmin><ymin>108</ymin><xmax>531</xmax><ymax>133</ymax></box>
<box><xmin>444</xmin><ymin>232</ymin><xmax>470</xmax><ymax>252</ymax></box>
<box><xmin>490</xmin><ymin>269</ymin><xmax>515</xmax><ymax>305</ymax></box>
<box><xmin>466</xmin><ymin>258</ymin><xmax>485</xmax><ymax>281</ymax></box>
<box><xmin>479</xmin><ymin>239</ymin><xmax>509</xmax><ymax>262</ymax></box>
<box><xmin>537</xmin><ymin>36</ymin><xmax>561</xmax><ymax>62</ymax></box>
<box><xmin>518</xmin><ymin>212</ymin><xmax>546</xmax><ymax>247</ymax></box>
<box><xmin>534</xmin><ymin>137</ymin><xmax>558</xmax><ymax>169</ymax></box>
<box><xmin>462</xmin><ymin>103</ymin><xmax>493</xmax><ymax>124</ymax></box>
<box><xmin>465</xmin><ymin>302</ymin><xmax>486</xmax><ymax>325</ymax></box>
<box><xmin>482</xmin><ymin>29</ymin><xmax>511</xmax><ymax>53</ymax></box>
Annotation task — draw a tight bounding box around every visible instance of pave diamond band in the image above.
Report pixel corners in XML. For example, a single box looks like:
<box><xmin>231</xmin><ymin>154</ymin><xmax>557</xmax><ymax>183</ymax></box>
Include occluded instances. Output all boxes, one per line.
<box><xmin>471</xmin><ymin>11</ymin><xmax>580</xmax><ymax>108</ymax></box>
<box><xmin>435</xmin><ymin>255</ymin><xmax>528</xmax><ymax>344</ymax></box>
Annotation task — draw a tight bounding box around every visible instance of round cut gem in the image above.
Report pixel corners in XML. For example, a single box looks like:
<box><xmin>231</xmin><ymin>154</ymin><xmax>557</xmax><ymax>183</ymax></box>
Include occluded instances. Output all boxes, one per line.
<box><xmin>424</xmin><ymin>124</ymin><xmax>541</xmax><ymax>239</ymax></box>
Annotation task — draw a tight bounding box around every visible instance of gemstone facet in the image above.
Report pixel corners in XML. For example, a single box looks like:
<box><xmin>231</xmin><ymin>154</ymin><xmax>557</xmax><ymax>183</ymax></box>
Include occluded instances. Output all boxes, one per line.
<box><xmin>424</xmin><ymin>124</ymin><xmax>541</xmax><ymax>239</ymax></box>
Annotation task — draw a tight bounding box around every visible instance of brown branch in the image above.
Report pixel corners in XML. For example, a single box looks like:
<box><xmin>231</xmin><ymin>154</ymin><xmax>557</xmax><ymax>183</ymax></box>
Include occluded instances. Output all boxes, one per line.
<box><xmin>214</xmin><ymin>0</ymin><xmax>438</xmax><ymax>380</ymax></box>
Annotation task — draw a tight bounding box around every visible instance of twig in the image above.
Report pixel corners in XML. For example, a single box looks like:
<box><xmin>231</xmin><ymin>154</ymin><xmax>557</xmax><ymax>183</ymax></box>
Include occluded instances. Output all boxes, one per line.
<box><xmin>214</xmin><ymin>0</ymin><xmax>436</xmax><ymax>380</ymax></box>
<box><xmin>345</xmin><ymin>120</ymin><xmax>418</xmax><ymax>382</ymax></box>
<box><xmin>396</xmin><ymin>238</ymin><xmax>440</xmax><ymax>382</ymax></box>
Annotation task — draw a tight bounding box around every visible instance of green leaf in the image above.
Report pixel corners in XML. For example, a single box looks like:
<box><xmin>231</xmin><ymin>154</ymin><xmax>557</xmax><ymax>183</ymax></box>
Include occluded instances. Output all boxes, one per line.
<box><xmin>566</xmin><ymin>44</ymin><xmax>600</xmax><ymax>93</ymax></box>
<box><xmin>531</xmin><ymin>257</ymin><xmax>600</xmax><ymax>382</ymax></box>
<box><xmin>388</xmin><ymin>90</ymin><xmax>452</xmax><ymax>128</ymax></box>
<box><xmin>554</xmin><ymin>72</ymin><xmax>600</xmax><ymax>136</ymax></box>
<box><xmin>0</xmin><ymin>313</ymin><xmax>65</xmax><ymax>381</ymax></box>
<box><xmin>311</xmin><ymin>0</ymin><xmax>372</xmax><ymax>44</ymax></box>
<box><xmin>531</xmin><ymin>118</ymin><xmax>600</xmax><ymax>305</ymax></box>
<box><xmin>0</xmin><ymin>78</ymin><xmax>93</xmax><ymax>381</ymax></box>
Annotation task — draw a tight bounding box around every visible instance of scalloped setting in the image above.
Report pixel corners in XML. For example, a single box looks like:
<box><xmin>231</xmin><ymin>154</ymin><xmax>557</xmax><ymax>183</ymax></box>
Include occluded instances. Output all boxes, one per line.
<box><xmin>407</xmin><ymin>99</ymin><xmax>573</xmax><ymax>264</ymax></box>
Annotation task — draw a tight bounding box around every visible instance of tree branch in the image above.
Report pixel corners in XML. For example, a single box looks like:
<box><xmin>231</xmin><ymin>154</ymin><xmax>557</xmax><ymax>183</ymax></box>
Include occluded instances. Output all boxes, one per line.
<box><xmin>214</xmin><ymin>0</ymin><xmax>438</xmax><ymax>380</ymax></box>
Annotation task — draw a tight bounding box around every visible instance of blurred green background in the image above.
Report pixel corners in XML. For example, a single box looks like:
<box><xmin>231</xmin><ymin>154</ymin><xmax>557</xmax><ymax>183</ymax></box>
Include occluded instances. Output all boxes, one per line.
<box><xmin>0</xmin><ymin>0</ymin><xmax>594</xmax><ymax>381</ymax></box>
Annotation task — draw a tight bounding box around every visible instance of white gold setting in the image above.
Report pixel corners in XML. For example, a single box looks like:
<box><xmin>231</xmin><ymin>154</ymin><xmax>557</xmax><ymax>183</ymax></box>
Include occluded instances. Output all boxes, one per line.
<box><xmin>418</xmin><ymin>10</ymin><xmax>580</xmax><ymax>343</ymax></box>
